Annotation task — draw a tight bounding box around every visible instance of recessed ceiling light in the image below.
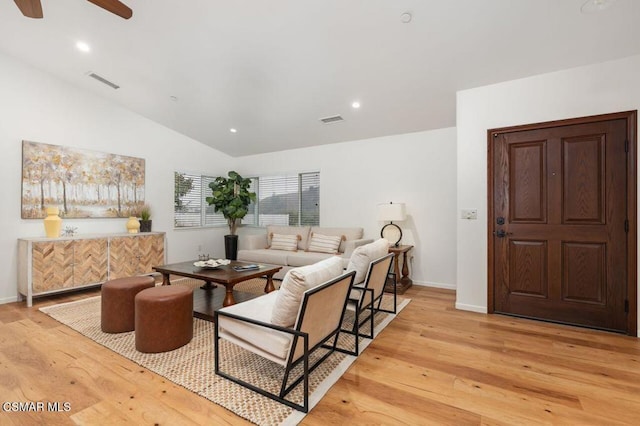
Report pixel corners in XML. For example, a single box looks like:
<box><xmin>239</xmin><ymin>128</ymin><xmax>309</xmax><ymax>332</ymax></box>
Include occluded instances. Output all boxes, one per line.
<box><xmin>351</xmin><ymin>101</ymin><xmax>361</xmax><ymax>109</ymax></box>
<box><xmin>75</xmin><ymin>41</ymin><xmax>91</xmax><ymax>53</ymax></box>
<box><xmin>581</xmin><ymin>0</ymin><xmax>616</xmax><ymax>14</ymax></box>
<box><xmin>400</xmin><ymin>12</ymin><xmax>412</xmax><ymax>23</ymax></box>
<box><xmin>170</xmin><ymin>95</ymin><xmax>178</xmax><ymax>102</ymax></box>
<box><xmin>230</xmin><ymin>128</ymin><xmax>237</xmax><ymax>133</ymax></box>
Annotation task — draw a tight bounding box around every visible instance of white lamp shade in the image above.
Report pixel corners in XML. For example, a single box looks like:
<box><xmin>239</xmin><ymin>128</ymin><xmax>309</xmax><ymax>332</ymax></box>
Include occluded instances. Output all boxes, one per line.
<box><xmin>377</xmin><ymin>203</ymin><xmax>406</xmax><ymax>221</ymax></box>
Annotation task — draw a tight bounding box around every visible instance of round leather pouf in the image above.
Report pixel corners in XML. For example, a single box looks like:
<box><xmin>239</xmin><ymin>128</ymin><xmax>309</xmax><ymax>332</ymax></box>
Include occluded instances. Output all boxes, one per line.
<box><xmin>134</xmin><ymin>285</ymin><xmax>194</xmax><ymax>353</ymax></box>
<box><xmin>101</xmin><ymin>276</ymin><xmax>155</xmax><ymax>333</ymax></box>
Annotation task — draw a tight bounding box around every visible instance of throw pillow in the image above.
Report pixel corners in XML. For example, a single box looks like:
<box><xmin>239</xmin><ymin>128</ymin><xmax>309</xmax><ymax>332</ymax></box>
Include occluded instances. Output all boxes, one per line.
<box><xmin>271</xmin><ymin>256</ymin><xmax>344</xmax><ymax>327</ymax></box>
<box><xmin>267</xmin><ymin>225</ymin><xmax>311</xmax><ymax>251</ymax></box>
<box><xmin>346</xmin><ymin>238</ymin><xmax>390</xmax><ymax>284</ymax></box>
<box><xmin>306</xmin><ymin>232</ymin><xmax>344</xmax><ymax>254</ymax></box>
<box><xmin>268</xmin><ymin>233</ymin><xmax>299</xmax><ymax>251</ymax></box>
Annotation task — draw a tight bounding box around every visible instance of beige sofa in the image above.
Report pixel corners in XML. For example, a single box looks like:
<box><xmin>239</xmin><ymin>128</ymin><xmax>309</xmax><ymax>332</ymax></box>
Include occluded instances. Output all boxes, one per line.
<box><xmin>238</xmin><ymin>225</ymin><xmax>372</xmax><ymax>279</ymax></box>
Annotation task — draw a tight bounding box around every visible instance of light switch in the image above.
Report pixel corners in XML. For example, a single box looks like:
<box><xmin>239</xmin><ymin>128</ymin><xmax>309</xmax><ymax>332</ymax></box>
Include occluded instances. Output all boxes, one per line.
<box><xmin>461</xmin><ymin>209</ymin><xmax>478</xmax><ymax>220</ymax></box>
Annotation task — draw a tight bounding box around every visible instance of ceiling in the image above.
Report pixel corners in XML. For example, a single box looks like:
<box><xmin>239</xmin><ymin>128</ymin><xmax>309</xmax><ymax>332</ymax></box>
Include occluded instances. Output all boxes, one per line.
<box><xmin>1</xmin><ymin>0</ymin><xmax>639</xmax><ymax>157</ymax></box>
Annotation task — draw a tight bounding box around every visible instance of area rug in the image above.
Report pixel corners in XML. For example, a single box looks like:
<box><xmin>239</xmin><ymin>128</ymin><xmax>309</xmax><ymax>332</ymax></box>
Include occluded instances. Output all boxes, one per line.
<box><xmin>40</xmin><ymin>278</ymin><xmax>410</xmax><ymax>425</ymax></box>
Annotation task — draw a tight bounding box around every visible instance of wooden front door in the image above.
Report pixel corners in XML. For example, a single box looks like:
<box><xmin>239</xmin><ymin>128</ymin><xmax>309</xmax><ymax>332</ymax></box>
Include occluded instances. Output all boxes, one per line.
<box><xmin>489</xmin><ymin>111</ymin><xmax>637</xmax><ymax>334</ymax></box>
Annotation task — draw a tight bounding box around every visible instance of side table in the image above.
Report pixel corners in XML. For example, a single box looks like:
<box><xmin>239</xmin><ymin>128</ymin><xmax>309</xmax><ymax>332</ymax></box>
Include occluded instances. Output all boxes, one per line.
<box><xmin>385</xmin><ymin>245</ymin><xmax>413</xmax><ymax>295</ymax></box>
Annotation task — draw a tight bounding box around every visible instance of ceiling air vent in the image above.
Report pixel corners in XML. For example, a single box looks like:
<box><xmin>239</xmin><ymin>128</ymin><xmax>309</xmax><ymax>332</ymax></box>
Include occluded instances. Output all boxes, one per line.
<box><xmin>87</xmin><ymin>72</ymin><xmax>120</xmax><ymax>89</ymax></box>
<box><xmin>319</xmin><ymin>115</ymin><xmax>344</xmax><ymax>124</ymax></box>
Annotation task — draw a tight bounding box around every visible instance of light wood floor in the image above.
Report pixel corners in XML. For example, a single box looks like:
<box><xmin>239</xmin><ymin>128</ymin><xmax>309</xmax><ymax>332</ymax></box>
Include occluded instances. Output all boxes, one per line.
<box><xmin>2</xmin><ymin>285</ymin><xmax>640</xmax><ymax>425</ymax></box>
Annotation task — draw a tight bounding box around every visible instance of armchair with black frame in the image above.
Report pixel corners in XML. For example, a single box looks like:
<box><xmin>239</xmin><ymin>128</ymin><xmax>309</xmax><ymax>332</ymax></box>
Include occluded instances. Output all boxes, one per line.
<box><xmin>342</xmin><ymin>252</ymin><xmax>395</xmax><ymax>355</ymax></box>
<box><xmin>214</xmin><ymin>270</ymin><xmax>356</xmax><ymax>413</ymax></box>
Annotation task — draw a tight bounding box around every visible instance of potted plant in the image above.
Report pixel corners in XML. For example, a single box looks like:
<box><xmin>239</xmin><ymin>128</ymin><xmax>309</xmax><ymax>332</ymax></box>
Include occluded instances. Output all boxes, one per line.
<box><xmin>139</xmin><ymin>204</ymin><xmax>152</xmax><ymax>232</ymax></box>
<box><xmin>206</xmin><ymin>171</ymin><xmax>256</xmax><ymax>260</ymax></box>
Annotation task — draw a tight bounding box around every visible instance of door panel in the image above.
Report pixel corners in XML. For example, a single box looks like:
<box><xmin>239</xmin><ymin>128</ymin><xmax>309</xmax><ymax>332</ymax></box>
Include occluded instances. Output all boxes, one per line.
<box><xmin>562</xmin><ymin>135</ymin><xmax>605</xmax><ymax>224</ymax></box>
<box><xmin>73</xmin><ymin>238</ymin><xmax>108</xmax><ymax>284</ymax></box>
<box><xmin>509</xmin><ymin>142</ymin><xmax>547</xmax><ymax>223</ymax></box>
<box><xmin>32</xmin><ymin>240</ymin><xmax>74</xmax><ymax>292</ymax></box>
<box><xmin>561</xmin><ymin>242</ymin><xmax>605</xmax><ymax>304</ymax></box>
<box><xmin>491</xmin><ymin>115</ymin><xmax>632</xmax><ymax>333</ymax></box>
<box><xmin>509</xmin><ymin>240</ymin><xmax>547</xmax><ymax>298</ymax></box>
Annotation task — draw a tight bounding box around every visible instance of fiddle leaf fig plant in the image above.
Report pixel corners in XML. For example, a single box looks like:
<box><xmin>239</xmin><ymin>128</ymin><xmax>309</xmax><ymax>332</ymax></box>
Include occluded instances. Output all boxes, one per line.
<box><xmin>206</xmin><ymin>171</ymin><xmax>256</xmax><ymax>235</ymax></box>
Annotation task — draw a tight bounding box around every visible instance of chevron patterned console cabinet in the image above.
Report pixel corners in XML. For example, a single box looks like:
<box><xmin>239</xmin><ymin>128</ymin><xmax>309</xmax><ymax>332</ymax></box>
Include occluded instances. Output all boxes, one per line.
<box><xmin>18</xmin><ymin>232</ymin><xmax>165</xmax><ymax>307</ymax></box>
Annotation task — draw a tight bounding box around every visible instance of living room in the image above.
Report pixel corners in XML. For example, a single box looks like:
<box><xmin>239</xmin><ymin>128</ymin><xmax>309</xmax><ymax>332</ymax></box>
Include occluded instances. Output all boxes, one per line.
<box><xmin>1</xmin><ymin>1</ymin><xmax>640</xmax><ymax>424</ymax></box>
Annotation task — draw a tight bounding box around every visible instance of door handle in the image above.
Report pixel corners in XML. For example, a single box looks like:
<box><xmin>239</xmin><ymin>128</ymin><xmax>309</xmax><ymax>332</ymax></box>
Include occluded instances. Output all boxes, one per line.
<box><xmin>494</xmin><ymin>229</ymin><xmax>512</xmax><ymax>238</ymax></box>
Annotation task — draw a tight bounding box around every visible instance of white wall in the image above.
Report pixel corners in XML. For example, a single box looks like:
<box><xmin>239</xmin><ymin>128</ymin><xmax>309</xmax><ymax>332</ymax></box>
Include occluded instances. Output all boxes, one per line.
<box><xmin>456</xmin><ymin>54</ymin><xmax>640</xmax><ymax>333</ymax></box>
<box><xmin>236</xmin><ymin>128</ymin><xmax>458</xmax><ymax>288</ymax></box>
<box><xmin>0</xmin><ymin>52</ymin><xmax>234</xmax><ymax>304</ymax></box>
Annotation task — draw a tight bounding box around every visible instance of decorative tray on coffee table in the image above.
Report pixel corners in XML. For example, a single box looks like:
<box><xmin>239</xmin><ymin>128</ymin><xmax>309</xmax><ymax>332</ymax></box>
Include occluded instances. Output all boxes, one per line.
<box><xmin>193</xmin><ymin>259</ymin><xmax>230</xmax><ymax>269</ymax></box>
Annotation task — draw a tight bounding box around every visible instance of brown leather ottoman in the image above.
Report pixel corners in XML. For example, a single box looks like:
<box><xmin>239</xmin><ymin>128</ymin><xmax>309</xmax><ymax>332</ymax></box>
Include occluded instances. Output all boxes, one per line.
<box><xmin>101</xmin><ymin>276</ymin><xmax>155</xmax><ymax>333</ymax></box>
<box><xmin>134</xmin><ymin>285</ymin><xmax>194</xmax><ymax>353</ymax></box>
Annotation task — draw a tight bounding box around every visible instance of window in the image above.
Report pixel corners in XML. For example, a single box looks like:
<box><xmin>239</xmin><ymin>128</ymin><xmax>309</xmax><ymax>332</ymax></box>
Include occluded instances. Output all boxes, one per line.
<box><xmin>174</xmin><ymin>172</ymin><xmax>227</xmax><ymax>228</ymax></box>
<box><xmin>252</xmin><ymin>172</ymin><xmax>319</xmax><ymax>227</ymax></box>
<box><xmin>174</xmin><ymin>171</ymin><xmax>319</xmax><ymax>228</ymax></box>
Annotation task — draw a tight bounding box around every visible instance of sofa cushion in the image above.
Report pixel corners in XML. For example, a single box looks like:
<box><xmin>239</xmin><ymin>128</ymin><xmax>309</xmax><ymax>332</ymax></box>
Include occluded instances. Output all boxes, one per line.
<box><xmin>306</xmin><ymin>232</ymin><xmax>343</xmax><ymax>254</ymax></box>
<box><xmin>287</xmin><ymin>251</ymin><xmax>336</xmax><ymax>267</ymax></box>
<box><xmin>267</xmin><ymin>225</ymin><xmax>310</xmax><ymax>250</ymax></box>
<box><xmin>269</xmin><ymin>233</ymin><xmax>299</xmax><ymax>251</ymax></box>
<box><xmin>271</xmin><ymin>256</ymin><xmax>344</xmax><ymax>327</ymax></box>
<box><xmin>310</xmin><ymin>227</ymin><xmax>363</xmax><ymax>253</ymax></box>
<box><xmin>346</xmin><ymin>238</ymin><xmax>390</xmax><ymax>284</ymax></box>
<box><xmin>237</xmin><ymin>248</ymin><xmax>289</xmax><ymax>265</ymax></box>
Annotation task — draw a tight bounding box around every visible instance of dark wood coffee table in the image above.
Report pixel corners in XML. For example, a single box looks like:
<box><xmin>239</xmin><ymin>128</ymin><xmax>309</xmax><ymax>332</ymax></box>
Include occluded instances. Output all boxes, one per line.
<box><xmin>152</xmin><ymin>261</ymin><xmax>282</xmax><ymax>320</ymax></box>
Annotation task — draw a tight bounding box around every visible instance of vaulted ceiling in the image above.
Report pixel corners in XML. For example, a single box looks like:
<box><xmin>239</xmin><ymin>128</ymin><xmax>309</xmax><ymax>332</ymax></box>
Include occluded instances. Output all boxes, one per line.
<box><xmin>1</xmin><ymin>0</ymin><xmax>639</xmax><ymax>156</ymax></box>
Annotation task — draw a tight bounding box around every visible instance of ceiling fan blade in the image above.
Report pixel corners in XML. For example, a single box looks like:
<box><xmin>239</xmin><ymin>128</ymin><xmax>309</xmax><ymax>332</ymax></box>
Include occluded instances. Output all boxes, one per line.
<box><xmin>86</xmin><ymin>0</ymin><xmax>132</xmax><ymax>19</ymax></box>
<box><xmin>14</xmin><ymin>0</ymin><xmax>44</xmax><ymax>18</ymax></box>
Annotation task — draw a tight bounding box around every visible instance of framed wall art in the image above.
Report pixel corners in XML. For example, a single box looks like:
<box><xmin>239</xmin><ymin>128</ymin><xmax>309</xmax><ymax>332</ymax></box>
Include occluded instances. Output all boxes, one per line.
<box><xmin>21</xmin><ymin>140</ymin><xmax>145</xmax><ymax>219</ymax></box>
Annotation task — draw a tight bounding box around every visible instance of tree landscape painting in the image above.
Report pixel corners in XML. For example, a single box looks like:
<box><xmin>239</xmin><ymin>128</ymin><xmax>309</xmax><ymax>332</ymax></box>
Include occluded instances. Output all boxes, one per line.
<box><xmin>22</xmin><ymin>141</ymin><xmax>145</xmax><ymax>219</ymax></box>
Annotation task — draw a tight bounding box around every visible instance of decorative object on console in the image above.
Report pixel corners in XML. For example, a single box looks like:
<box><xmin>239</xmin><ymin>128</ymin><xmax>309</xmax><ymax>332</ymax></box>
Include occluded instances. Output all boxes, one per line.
<box><xmin>43</xmin><ymin>206</ymin><xmax>62</xmax><ymax>238</ymax></box>
<box><xmin>205</xmin><ymin>171</ymin><xmax>256</xmax><ymax>260</ymax></box>
<box><xmin>126</xmin><ymin>216</ymin><xmax>140</xmax><ymax>234</ymax></box>
<box><xmin>62</xmin><ymin>226</ymin><xmax>78</xmax><ymax>237</ymax></box>
<box><xmin>377</xmin><ymin>202</ymin><xmax>406</xmax><ymax>246</ymax></box>
<box><xmin>139</xmin><ymin>204</ymin><xmax>152</xmax><ymax>232</ymax></box>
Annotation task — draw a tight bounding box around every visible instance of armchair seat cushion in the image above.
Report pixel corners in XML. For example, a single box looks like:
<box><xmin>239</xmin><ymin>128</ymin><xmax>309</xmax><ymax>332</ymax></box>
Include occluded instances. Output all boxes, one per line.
<box><xmin>217</xmin><ymin>291</ymin><xmax>293</xmax><ymax>364</ymax></box>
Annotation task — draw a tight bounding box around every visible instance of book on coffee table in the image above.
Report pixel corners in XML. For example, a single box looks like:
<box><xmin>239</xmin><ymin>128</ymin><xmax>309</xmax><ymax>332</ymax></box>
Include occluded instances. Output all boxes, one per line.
<box><xmin>232</xmin><ymin>264</ymin><xmax>260</xmax><ymax>272</ymax></box>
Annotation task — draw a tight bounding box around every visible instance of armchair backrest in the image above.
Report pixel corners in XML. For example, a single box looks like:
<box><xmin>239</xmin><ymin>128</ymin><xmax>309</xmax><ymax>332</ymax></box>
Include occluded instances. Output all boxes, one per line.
<box><xmin>361</xmin><ymin>253</ymin><xmax>394</xmax><ymax>307</ymax></box>
<box><xmin>288</xmin><ymin>271</ymin><xmax>355</xmax><ymax>362</ymax></box>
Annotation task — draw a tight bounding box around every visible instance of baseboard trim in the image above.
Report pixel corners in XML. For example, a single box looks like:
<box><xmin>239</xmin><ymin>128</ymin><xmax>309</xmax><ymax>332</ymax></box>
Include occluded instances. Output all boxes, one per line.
<box><xmin>412</xmin><ymin>280</ymin><xmax>456</xmax><ymax>290</ymax></box>
<box><xmin>0</xmin><ymin>295</ymin><xmax>19</xmax><ymax>305</ymax></box>
<box><xmin>455</xmin><ymin>302</ymin><xmax>487</xmax><ymax>314</ymax></box>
